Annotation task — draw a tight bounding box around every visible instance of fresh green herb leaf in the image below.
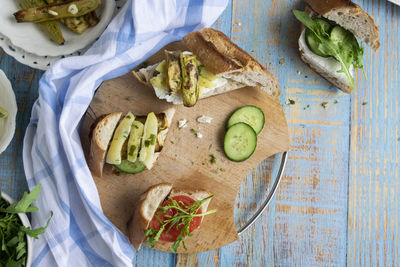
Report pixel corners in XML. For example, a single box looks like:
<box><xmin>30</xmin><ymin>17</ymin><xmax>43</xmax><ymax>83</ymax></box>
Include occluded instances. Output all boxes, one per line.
<box><xmin>190</xmin><ymin>128</ymin><xmax>197</xmax><ymax>135</ymax></box>
<box><xmin>362</xmin><ymin>101</ymin><xmax>367</xmax><ymax>106</ymax></box>
<box><xmin>334</xmin><ymin>99</ymin><xmax>339</xmax><ymax>104</ymax></box>
<box><xmin>210</xmin><ymin>154</ymin><xmax>216</xmax><ymax>164</ymax></box>
<box><xmin>321</xmin><ymin>102</ymin><xmax>328</xmax><ymax>109</ymax></box>
<box><xmin>145</xmin><ymin>195</ymin><xmax>216</xmax><ymax>252</ymax></box>
<box><xmin>0</xmin><ymin>185</ymin><xmax>51</xmax><ymax>266</ymax></box>
<box><xmin>287</xmin><ymin>99</ymin><xmax>296</xmax><ymax>105</ymax></box>
<box><xmin>1</xmin><ymin>184</ymin><xmax>41</xmax><ymax>214</ymax></box>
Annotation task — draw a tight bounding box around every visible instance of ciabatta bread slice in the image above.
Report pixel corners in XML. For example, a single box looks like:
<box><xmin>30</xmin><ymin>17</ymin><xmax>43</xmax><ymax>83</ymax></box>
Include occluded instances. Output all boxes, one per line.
<box><xmin>132</xmin><ymin>28</ymin><xmax>280</xmax><ymax>105</ymax></box>
<box><xmin>128</xmin><ymin>183</ymin><xmax>173</xmax><ymax>250</ymax></box>
<box><xmin>305</xmin><ymin>0</ymin><xmax>380</xmax><ymax>50</ymax></box>
<box><xmin>88</xmin><ymin>112</ymin><xmax>122</xmax><ymax>177</ymax></box>
<box><xmin>183</xmin><ymin>28</ymin><xmax>280</xmax><ymax>97</ymax></box>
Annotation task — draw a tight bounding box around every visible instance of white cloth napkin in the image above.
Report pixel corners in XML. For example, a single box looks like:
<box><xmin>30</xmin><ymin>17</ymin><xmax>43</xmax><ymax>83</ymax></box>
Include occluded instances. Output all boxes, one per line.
<box><xmin>22</xmin><ymin>1</ymin><xmax>228</xmax><ymax>266</ymax></box>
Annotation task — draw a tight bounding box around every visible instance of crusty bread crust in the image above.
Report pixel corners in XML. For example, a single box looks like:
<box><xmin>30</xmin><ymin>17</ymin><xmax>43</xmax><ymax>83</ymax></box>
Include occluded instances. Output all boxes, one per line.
<box><xmin>88</xmin><ymin>112</ymin><xmax>122</xmax><ymax>177</ymax></box>
<box><xmin>183</xmin><ymin>28</ymin><xmax>280</xmax><ymax>97</ymax></box>
<box><xmin>306</xmin><ymin>0</ymin><xmax>380</xmax><ymax>50</ymax></box>
<box><xmin>128</xmin><ymin>183</ymin><xmax>173</xmax><ymax>251</ymax></box>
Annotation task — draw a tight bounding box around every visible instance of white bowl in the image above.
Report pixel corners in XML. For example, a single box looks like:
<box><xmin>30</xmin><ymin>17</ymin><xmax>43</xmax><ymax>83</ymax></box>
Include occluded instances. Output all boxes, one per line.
<box><xmin>1</xmin><ymin>192</ymin><xmax>34</xmax><ymax>267</ymax></box>
<box><xmin>0</xmin><ymin>70</ymin><xmax>17</xmax><ymax>154</ymax></box>
<box><xmin>0</xmin><ymin>0</ymin><xmax>116</xmax><ymax>57</ymax></box>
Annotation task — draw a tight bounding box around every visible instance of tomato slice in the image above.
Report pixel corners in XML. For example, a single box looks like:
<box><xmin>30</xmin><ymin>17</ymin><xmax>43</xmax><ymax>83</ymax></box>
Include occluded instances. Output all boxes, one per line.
<box><xmin>149</xmin><ymin>195</ymin><xmax>203</xmax><ymax>242</ymax></box>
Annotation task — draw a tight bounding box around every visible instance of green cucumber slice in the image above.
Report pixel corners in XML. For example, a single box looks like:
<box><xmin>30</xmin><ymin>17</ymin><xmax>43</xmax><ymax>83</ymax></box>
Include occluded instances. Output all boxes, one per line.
<box><xmin>224</xmin><ymin>123</ymin><xmax>257</xmax><ymax>162</ymax></box>
<box><xmin>226</xmin><ymin>105</ymin><xmax>265</xmax><ymax>135</ymax></box>
<box><xmin>114</xmin><ymin>159</ymin><xmax>146</xmax><ymax>174</ymax></box>
<box><xmin>305</xmin><ymin>18</ymin><xmax>332</xmax><ymax>58</ymax></box>
<box><xmin>330</xmin><ymin>26</ymin><xmax>350</xmax><ymax>45</ymax></box>
<box><xmin>305</xmin><ymin>29</ymin><xmax>330</xmax><ymax>58</ymax></box>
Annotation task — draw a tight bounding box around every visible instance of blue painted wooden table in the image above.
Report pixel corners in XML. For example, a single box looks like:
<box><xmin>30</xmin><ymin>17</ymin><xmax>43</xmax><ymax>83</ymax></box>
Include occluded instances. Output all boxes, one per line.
<box><xmin>1</xmin><ymin>0</ymin><xmax>399</xmax><ymax>266</ymax></box>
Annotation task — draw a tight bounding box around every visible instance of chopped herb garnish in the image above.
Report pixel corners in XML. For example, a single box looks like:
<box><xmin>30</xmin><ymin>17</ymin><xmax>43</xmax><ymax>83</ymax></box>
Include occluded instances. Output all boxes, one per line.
<box><xmin>334</xmin><ymin>99</ymin><xmax>339</xmax><ymax>104</ymax></box>
<box><xmin>190</xmin><ymin>128</ymin><xmax>197</xmax><ymax>135</ymax></box>
<box><xmin>287</xmin><ymin>99</ymin><xmax>296</xmax><ymax>105</ymax></box>
<box><xmin>321</xmin><ymin>102</ymin><xmax>328</xmax><ymax>109</ymax></box>
<box><xmin>210</xmin><ymin>154</ymin><xmax>216</xmax><ymax>164</ymax></box>
<box><xmin>144</xmin><ymin>134</ymin><xmax>156</xmax><ymax>147</ymax></box>
<box><xmin>220</xmin><ymin>168</ymin><xmax>226</xmax><ymax>172</ymax></box>
<box><xmin>145</xmin><ymin>195</ymin><xmax>216</xmax><ymax>253</ymax></box>
<box><xmin>128</xmin><ymin>145</ymin><xmax>136</xmax><ymax>157</ymax></box>
<box><xmin>362</xmin><ymin>102</ymin><xmax>368</xmax><ymax>106</ymax></box>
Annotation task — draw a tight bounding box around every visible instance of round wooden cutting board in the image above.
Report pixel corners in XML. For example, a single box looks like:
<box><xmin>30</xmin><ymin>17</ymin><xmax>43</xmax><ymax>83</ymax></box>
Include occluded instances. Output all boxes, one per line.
<box><xmin>80</xmin><ymin>42</ymin><xmax>290</xmax><ymax>253</ymax></box>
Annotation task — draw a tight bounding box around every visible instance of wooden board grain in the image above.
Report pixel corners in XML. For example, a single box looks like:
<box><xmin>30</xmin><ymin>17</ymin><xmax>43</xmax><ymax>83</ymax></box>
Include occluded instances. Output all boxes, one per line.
<box><xmin>80</xmin><ymin>42</ymin><xmax>290</xmax><ymax>253</ymax></box>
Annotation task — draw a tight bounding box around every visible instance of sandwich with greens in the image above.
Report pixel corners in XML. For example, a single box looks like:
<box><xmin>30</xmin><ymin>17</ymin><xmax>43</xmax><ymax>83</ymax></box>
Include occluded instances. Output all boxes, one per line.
<box><xmin>293</xmin><ymin>0</ymin><xmax>380</xmax><ymax>93</ymax></box>
<box><xmin>132</xmin><ymin>28</ymin><xmax>280</xmax><ymax>107</ymax></box>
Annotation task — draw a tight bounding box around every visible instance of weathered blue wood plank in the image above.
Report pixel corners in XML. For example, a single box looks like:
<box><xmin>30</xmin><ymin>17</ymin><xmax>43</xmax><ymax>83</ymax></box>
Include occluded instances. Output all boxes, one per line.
<box><xmin>348</xmin><ymin>1</ymin><xmax>400</xmax><ymax>266</ymax></box>
<box><xmin>0</xmin><ymin>50</ymin><xmax>42</xmax><ymax>200</ymax></box>
<box><xmin>216</xmin><ymin>0</ymin><xmax>350</xmax><ymax>266</ymax></box>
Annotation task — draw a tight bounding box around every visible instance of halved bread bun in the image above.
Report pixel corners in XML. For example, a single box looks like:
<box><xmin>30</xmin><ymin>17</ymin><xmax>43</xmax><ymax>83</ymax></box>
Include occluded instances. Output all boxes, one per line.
<box><xmin>306</xmin><ymin>0</ymin><xmax>380</xmax><ymax>50</ymax></box>
<box><xmin>128</xmin><ymin>184</ymin><xmax>213</xmax><ymax>251</ymax></box>
<box><xmin>128</xmin><ymin>183</ymin><xmax>173</xmax><ymax>250</ymax></box>
<box><xmin>132</xmin><ymin>28</ymin><xmax>280</xmax><ymax>105</ymax></box>
<box><xmin>88</xmin><ymin>112</ymin><xmax>122</xmax><ymax>177</ymax></box>
<box><xmin>88</xmin><ymin>108</ymin><xmax>175</xmax><ymax>177</ymax></box>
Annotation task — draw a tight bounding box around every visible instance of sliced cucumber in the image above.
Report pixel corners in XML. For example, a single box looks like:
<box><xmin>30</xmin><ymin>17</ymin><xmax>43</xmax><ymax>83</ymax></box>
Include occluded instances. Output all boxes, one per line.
<box><xmin>305</xmin><ymin>29</ymin><xmax>330</xmax><ymax>58</ymax></box>
<box><xmin>305</xmin><ymin>18</ymin><xmax>332</xmax><ymax>58</ymax></box>
<box><xmin>330</xmin><ymin>26</ymin><xmax>360</xmax><ymax>50</ymax></box>
<box><xmin>106</xmin><ymin>112</ymin><xmax>135</xmax><ymax>165</ymax></box>
<box><xmin>114</xmin><ymin>160</ymin><xmax>146</xmax><ymax>174</ymax></box>
<box><xmin>330</xmin><ymin>26</ymin><xmax>349</xmax><ymax>45</ymax></box>
<box><xmin>224</xmin><ymin>123</ymin><xmax>257</xmax><ymax>162</ymax></box>
<box><xmin>226</xmin><ymin>106</ymin><xmax>265</xmax><ymax>135</ymax></box>
<box><xmin>127</xmin><ymin>120</ymin><xmax>144</xmax><ymax>163</ymax></box>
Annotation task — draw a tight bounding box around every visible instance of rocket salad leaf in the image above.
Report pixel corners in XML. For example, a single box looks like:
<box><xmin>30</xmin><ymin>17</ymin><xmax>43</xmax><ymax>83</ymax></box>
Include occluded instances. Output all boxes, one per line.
<box><xmin>0</xmin><ymin>184</ymin><xmax>52</xmax><ymax>267</ymax></box>
<box><xmin>293</xmin><ymin>10</ymin><xmax>364</xmax><ymax>89</ymax></box>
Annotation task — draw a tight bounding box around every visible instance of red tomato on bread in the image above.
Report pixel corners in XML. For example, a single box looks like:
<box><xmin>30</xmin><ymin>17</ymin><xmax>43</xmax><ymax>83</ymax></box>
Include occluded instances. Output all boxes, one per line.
<box><xmin>149</xmin><ymin>195</ymin><xmax>203</xmax><ymax>242</ymax></box>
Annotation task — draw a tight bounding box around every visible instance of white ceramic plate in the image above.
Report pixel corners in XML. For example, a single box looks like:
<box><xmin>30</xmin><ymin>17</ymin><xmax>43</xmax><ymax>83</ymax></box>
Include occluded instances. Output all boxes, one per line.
<box><xmin>1</xmin><ymin>192</ymin><xmax>34</xmax><ymax>267</ymax></box>
<box><xmin>0</xmin><ymin>70</ymin><xmax>17</xmax><ymax>154</ymax></box>
<box><xmin>388</xmin><ymin>0</ymin><xmax>400</xmax><ymax>5</ymax></box>
<box><xmin>0</xmin><ymin>0</ymin><xmax>115</xmax><ymax>57</ymax></box>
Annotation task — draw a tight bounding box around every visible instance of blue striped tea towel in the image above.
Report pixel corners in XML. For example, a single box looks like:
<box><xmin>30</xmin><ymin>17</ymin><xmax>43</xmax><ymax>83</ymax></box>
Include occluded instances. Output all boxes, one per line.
<box><xmin>22</xmin><ymin>0</ymin><xmax>228</xmax><ymax>266</ymax></box>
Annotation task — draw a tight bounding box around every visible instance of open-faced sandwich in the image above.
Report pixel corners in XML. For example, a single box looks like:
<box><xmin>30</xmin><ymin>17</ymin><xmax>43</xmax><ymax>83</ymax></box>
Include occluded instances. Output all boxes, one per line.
<box><xmin>88</xmin><ymin>108</ymin><xmax>175</xmax><ymax>177</ymax></box>
<box><xmin>293</xmin><ymin>0</ymin><xmax>380</xmax><ymax>93</ymax></box>
<box><xmin>132</xmin><ymin>28</ymin><xmax>280</xmax><ymax>107</ymax></box>
<box><xmin>128</xmin><ymin>183</ymin><xmax>216</xmax><ymax>253</ymax></box>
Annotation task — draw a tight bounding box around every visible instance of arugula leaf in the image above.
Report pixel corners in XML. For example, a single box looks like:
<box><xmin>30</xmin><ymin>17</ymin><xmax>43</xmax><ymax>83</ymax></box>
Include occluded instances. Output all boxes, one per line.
<box><xmin>145</xmin><ymin>195</ymin><xmax>216</xmax><ymax>252</ymax></box>
<box><xmin>0</xmin><ymin>185</ymin><xmax>41</xmax><ymax>214</ymax></box>
<box><xmin>20</xmin><ymin>211</ymin><xmax>53</xmax><ymax>239</ymax></box>
<box><xmin>0</xmin><ymin>184</ymin><xmax>51</xmax><ymax>266</ymax></box>
<box><xmin>293</xmin><ymin>10</ymin><xmax>364</xmax><ymax>89</ymax></box>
